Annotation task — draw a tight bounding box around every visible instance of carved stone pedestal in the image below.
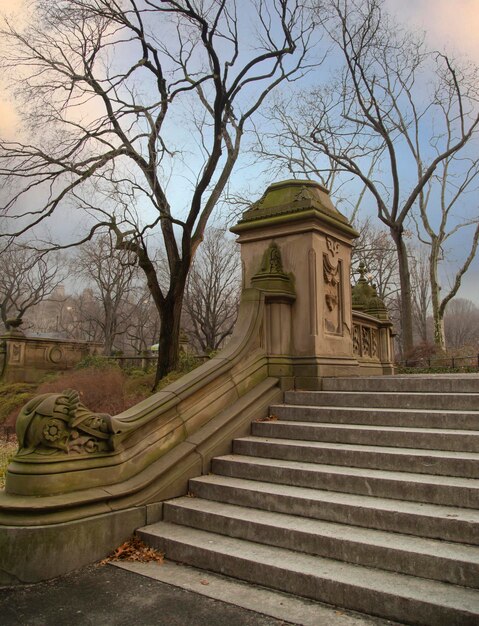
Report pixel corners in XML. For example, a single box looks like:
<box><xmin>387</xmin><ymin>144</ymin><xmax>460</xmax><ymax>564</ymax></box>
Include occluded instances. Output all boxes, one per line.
<box><xmin>231</xmin><ymin>179</ymin><xmax>362</xmax><ymax>388</ymax></box>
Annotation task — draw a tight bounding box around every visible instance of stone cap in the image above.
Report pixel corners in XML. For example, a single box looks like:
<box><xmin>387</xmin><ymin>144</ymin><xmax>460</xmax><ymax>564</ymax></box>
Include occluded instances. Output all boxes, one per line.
<box><xmin>231</xmin><ymin>180</ymin><xmax>358</xmax><ymax>237</ymax></box>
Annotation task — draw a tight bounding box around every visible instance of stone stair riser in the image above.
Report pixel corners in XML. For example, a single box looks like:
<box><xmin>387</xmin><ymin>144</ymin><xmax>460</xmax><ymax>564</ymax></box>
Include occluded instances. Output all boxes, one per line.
<box><xmin>252</xmin><ymin>421</ymin><xmax>479</xmax><ymax>452</ymax></box>
<box><xmin>139</xmin><ymin>526</ymin><xmax>479</xmax><ymax>626</ymax></box>
<box><xmin>321</xmin><ymin>378</ymin><xmax>479</xmax><ymax>393</ymax></box>
<box><xmin>189</xmin><ymin>476</ymin><xmax>479</xmax><ymax>545</ymax></box>
<box><xmin>233</xmin><ymin>438</ymin><xmax>479</xmax><ymax>478</ymax></box>
<box><xmin>271</xmin><ymin>405</ymin><xmax>479</xmax><ymax>430</ymax></box>
<box><xmin>163</xmin><ymin>501</ymin><xmax>479</xmax><ymax>588</ymax></box>
<box><xmin>284</xmin><ymin>391</ymin><xmax>479</xmax><ymax>411</ymax></box>
<box><xmin>212</xmin><ymin>457</ymin><xmax>479</xmax><ymax>509</ymax></box>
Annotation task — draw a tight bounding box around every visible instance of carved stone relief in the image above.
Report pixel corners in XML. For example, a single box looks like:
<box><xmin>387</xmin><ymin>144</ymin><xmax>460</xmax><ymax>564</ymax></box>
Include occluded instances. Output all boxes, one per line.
<box><xmin>323</xmin><ymin>237</ymin><xmax>342</xmax><ymax>334</ymax></box>
<box><xmin>308</xmin><ymin>249</ymin><xmax>318</xmax><ymax>335</ymax></box>
<box><xmin>10</xmin><ymin>343</ymin><xmax>23</xmax><ymax>364</ymax></box>
<box><xmin>16</xmin><ymin>388</ymin><xmax>117</xmax><ymax>457</ymax></box>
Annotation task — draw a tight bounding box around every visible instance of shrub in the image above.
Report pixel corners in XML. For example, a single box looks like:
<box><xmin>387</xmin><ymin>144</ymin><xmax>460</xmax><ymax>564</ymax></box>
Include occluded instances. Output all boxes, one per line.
<box><xmin>35</xmin><ymin>367</ymin><xmax>147</xmax><ymax>415</ymax></box>
<box><xmin>0</xmin><ymin>382</ymin><xmax>37</xmax><ymax>427</ymax></box>
<box><xmin>0</xmin><ymin>441</ymin><xmax>17</xmax><ymax>489</ymax></box>
<box><xmin>75</xmin><ymin>355</ymin><xmax>120</xmax><ymax>370</ymax></box>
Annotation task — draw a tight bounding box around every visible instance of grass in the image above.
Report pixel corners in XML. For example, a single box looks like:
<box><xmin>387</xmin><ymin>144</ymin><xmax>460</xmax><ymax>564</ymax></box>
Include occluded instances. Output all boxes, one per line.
<box><xmin>0</xmin><ymin>441</ymin><xmax>17</xmax><ymax>489</ymax></box>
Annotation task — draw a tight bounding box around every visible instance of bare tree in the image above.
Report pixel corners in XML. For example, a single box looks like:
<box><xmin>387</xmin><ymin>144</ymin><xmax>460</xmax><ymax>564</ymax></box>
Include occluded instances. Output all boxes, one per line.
<box><xmin>0</xmin><ymin>0</ymin><xmax>313</xmax><ymax>386</ymax></box>
<box><xmin>254</xmin><ymin>0</ymin><xmax>479</xmax><ymax>355</ymax></box>
<box><xmin>125</xmin><ymin>289</ymin><xmax>161</xmax><ymax>355</ymax></box>
<box><xmin>444</xmin><ymin>298</ymin><xmax>479</xmax><ymax>350</ymax></box>
<box><xmin>352</xmin><ymin>217</ymin><xmax>399</xmax><ymax>302</ymax></box>
<box><xmin>74</xmin><ymin>234</ymin><xmax>139</xmax><ymax>355</ymax></box>
<box><xmin>0</xmin><ymin>243</ymin><xmax>64</xmax><ymax>332</ymax></box>
<box><xmin>415</xmin><ymin>138</ymin><xmax>479</xmax><ymax>350</ymax></box>
<box><xmin>410</xmin><ymin>246</ymin><xmax>431</xmax><ymax>343</ymax></box>
<box><xmin>183</xmin><ymin>227</ymin><xmax>240</xmax><ymax>353</ymax></box>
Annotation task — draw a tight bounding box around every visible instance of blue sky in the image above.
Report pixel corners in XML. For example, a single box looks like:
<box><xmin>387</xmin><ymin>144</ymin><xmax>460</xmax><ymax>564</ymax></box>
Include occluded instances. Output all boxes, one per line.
<box><xmin>0</xmin><ymin>0</ymin><xmax>478</xmax><ymax>304</ymax></box>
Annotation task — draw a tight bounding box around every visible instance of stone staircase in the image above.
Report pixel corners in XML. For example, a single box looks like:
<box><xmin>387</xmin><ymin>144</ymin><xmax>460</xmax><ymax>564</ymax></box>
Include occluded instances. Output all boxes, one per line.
<box><xmin>137</xmin><ymin>375</ymin><xmax>479</xmax><ymax>626</ymax></box>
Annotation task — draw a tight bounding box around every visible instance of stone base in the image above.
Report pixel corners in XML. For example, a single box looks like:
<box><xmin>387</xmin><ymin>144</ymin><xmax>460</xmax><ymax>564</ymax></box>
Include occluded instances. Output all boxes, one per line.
<box><xmin>291</xmin><ymin>356</ymin><xmax>361</xmax><ymax>390</ymax></box>
<box><xmin>0</xmin><ymin>504</ymin><xmax>164</xmax><ymax>586</ymax></box>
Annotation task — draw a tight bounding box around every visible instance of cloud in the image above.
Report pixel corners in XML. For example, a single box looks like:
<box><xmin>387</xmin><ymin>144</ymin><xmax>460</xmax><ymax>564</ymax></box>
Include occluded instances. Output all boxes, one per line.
<box><xmin>0</xmin><ymin>99</ymin><xmax>20</xmax><ymax>139</ymax></box>
<box><xmin>386</xmin><ymin>0</ymin><xmax>479</xmax><ymax>59</ymax></box>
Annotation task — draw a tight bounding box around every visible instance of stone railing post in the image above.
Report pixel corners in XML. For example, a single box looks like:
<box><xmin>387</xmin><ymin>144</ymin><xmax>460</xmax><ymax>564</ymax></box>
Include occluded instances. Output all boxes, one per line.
<box><xmin>231</xmin><ymin>179</ymin><xmax>360</xmax><ymax>389</ymax></box>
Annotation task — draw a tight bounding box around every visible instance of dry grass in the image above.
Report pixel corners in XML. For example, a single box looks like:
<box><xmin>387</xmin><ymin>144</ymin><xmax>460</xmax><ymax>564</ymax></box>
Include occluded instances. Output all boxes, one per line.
<box><xmin>35</xmin><ymin>367</ymin><xmax>151</xmax><ymax>415</ymax></box>
<box><xmin>0</xmin><ymin>441</ymin><xmax>17</xmax><ymax>489</ymax></box>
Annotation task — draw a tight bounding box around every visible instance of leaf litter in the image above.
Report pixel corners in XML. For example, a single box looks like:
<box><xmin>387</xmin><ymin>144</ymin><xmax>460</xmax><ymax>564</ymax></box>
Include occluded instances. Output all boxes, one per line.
<box><xmin>99</xmin><ymin>535</ymin><xmax>164</xmax><ymax>565</ymax></box>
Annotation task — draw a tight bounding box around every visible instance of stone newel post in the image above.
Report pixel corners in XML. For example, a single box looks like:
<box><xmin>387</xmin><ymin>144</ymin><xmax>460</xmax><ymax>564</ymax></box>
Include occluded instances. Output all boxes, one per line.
<box><xmin>231</xmin><ymin>179</ymin><xmax>360</xmax><ymax>389</ymax></box>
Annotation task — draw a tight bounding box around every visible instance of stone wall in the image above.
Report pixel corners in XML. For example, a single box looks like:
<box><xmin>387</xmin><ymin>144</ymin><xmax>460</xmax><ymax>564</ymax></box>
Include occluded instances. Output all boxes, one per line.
<box><xmin>0</xmin><ymin>331</ymin><xmax>103</xmax><ymax>383</ymax></box>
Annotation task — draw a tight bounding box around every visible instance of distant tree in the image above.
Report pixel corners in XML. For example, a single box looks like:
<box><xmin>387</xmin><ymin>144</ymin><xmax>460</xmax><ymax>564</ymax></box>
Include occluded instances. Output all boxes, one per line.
<box><xmin>75</xmin><ymin>234</ymin><xmax>139</xmax><ymax>355</ymax></box>
<box><xmin>254</xmin><ymin>0</ymin><xmax>479</xmax><ymax>356</ymax></box>
<box><xmin>125</xmin><ymin>290</ymin><xmax>161</xmax><ymax>355</ymax></box>
<box><xmin>0</xmin><ymin>243</ymin><xmax>64</xmax><ymax>332</ymax></box>
<box><xmin>410</xmin><ymin>247</ymin><xmax>431</xmax><ymax>343</ymax></box>
<box><xmin>183</xmin><ymin>228</ymin><xmax>240</xmax><ymax>353</ymax></box>
<box><xmin>352</xmin><ymin>218</ymin><xmax>399</xmax><ymax>302</ymax></box>
<box><xmin>444</xmin><ymin>298</ymin><xmax>479</xmax><ymax>350</ymax></box>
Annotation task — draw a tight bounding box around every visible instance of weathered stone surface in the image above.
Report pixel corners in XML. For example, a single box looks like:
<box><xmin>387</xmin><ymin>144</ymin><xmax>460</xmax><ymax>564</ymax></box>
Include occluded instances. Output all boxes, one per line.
<box><xmin>0</xmin><ymin>180</ymin><xmax>394</xmax><ymax>585</ymax></box>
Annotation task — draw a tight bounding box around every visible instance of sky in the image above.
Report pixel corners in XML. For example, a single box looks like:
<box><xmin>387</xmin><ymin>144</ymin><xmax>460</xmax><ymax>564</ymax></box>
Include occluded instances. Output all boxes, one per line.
<box><xmin>1</xmin><ymin>0</ymin><xmax>479</xmax><ymax>138</ymax></box>
<box><xmin>0</xmin><ymin>0</ymin><xmax>478</xmax><ymax>304</ymax></box>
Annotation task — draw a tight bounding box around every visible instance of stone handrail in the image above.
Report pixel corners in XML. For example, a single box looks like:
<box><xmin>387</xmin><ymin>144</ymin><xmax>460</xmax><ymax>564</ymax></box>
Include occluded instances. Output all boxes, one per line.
<box><xmin>2</xmin><ymin>289</ymin><xmax>278</xmax><ymax>507</ymax></box>
<box><xmin>352</xmin><ymin>310</ymin><xmax>395</xmax><ymax>374</ymax></box>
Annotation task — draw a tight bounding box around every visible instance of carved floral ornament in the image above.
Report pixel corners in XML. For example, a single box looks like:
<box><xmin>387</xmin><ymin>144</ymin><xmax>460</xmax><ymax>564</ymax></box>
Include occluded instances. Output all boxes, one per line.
<box><xmin>15</xmin><ymin>388</ymin><xmax>120</xmax><ymax>457</ymax></box>
<box><xmin>323</xmin><ymin>237</ymin><xmax>342</xmax><ymax>332</ymax></box>
<box><xmin>352</xmin><ymin>322</ymin><xmax>379</xmax><ymax>359</ymax></box>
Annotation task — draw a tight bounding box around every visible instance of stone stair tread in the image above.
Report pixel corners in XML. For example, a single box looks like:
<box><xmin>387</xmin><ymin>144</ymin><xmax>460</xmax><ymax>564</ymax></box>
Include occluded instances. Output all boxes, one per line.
<box><xmin>237</xmin><ymin>435</ymin><xmax>479</xmax><ymax>460</ymax></box>
<box><xmin>291</xmin><ymin>391</ymin><xmax>479</xmax><ymax>398</ymax></box>
<box><xmin>189</xmin><ymin>474</ymin><xmax>479</xmax><ymax>524</ymax></box>
<box><xmin>320</xmin><ymin>376</ymin><xmax>479</xmax><ymax>393</ymax></box>
<box><xmin>282</xmin><ymin>393</ymin><xmax>479</xmax><ymax>411</ymax></box>
<box><xmin>273</xmin><ymin>403</ymin><xmax>479</xmax><ymax>415</ymax></box>
<box><xmin>215</xmin><ymin>453</ymin><xmax>479</xmax><ymax>487</ymax></box>
<box><xmin>139</xmin><ymin>521</ymin><xmax>479</xmax><ymax>618</ymax></box>
<box><xmin>259</xmin><ymin>420</ymin><xmax>479</xmax><ymax>436</ymax></box>
<box><xmin>165</xmin><ymin>496</ymin><xmax>479</xmax><ymax>565</ymax></box>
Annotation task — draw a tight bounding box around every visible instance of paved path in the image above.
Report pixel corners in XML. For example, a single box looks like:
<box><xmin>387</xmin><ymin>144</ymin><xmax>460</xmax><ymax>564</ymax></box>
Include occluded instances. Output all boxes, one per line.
<box><xmin>0</xmin><ymin>561</ymin><xmax>402</xmax><ymax>626</ymax></box>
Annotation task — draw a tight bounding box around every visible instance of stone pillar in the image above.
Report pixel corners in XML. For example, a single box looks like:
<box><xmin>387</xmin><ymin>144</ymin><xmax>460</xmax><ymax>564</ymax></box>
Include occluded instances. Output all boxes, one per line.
<box><xmin>231</xmin><ymin>179</ymin><xmax>360</xmax><ymax>389</ymax></box>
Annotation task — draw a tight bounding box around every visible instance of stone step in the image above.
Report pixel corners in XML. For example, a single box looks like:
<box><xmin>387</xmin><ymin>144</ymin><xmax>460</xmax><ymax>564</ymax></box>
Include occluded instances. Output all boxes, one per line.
<box><xmin>189</xmin><ymin>474</ymin><xmax>479</xmax><ymax>545</ymax></box>
<box><xmin>163</xmin><ymin>497</ymin><xmax>479</xmax><ymax>588</ymax></box>
<box><xmin>270</xmin><ymin>404</ymin><xmax>479</xmax><ymax>430</ymax></box>
<box><xmin>252</xmin><ymin>420</ymin><xmax>479</xmax><ymax>452</ymax></box>
<box><xmin>233</xmin><ymin>436</ymin><xmax>479</xmax><ymax>478</ymax></box>
<box><xmin>211</xmin><ymin>454</ymin><xmax>479</xmax><ymax>508</ymax></box>
<box><xmin>321</xmin><ymin>376</ymin><xmax>479</xmax><ymax>394</ymax></box>
<box><xmin>138</xmin><ymin>522</ymin><xmax>479</xmax><ymax>626</ymax></box>
<box><xmin>285</xmin><ymin>390</ymin><xmax>479</xmax><ymax>411</ymax></box>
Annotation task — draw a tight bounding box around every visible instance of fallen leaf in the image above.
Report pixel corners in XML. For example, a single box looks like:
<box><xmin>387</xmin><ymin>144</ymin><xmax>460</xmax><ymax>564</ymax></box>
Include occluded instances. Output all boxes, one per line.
<box><xmin>99</xmin><ymin>535</ymin><xmax>164</xmax><ymax>565</ymax></box>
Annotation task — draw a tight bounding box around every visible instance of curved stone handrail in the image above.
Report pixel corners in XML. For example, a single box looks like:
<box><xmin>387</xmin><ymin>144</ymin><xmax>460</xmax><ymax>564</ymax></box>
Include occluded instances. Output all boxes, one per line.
<box><xmin>1</xmin><ymin>288</ymin><xmax>278</xmax><ymax>514</ymax></box>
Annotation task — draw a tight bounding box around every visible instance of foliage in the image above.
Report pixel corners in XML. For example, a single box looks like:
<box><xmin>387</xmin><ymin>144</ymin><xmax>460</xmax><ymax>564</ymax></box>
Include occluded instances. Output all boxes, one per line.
<box><xmin>36</xmin><ymin>368</ymin><xmax>144</xmax><ymax>416</ymax></box>
<box><xmin>397</xmin><ymin>366</ymin><xmax>478</xmax><ymax>375</ymax></box>
<box><xmin>0</xmin><ymin>381</ymin><xmax>36</xmax><ymax>426</ymax></box>
<box><xmin>75</xmin><ymin>355</ymin><xmax>121</xmax><ymax>371</ymax></box>
<box><xmin>0</xmin><ymin>441</ymin><xmax>17</xmax><ymax>489</ymax></box>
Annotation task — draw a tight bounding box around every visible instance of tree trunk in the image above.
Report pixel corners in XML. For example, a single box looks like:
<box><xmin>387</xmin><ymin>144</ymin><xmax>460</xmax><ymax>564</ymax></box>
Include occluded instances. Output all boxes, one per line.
<box><xmin>429</xmin><ymin>239</ymin><xmax>446</xmax><ymax>353</ymax></box>
<box><xmin>390</xmin><ymin>227</ymin><xmax>414</xmax><ymax>357</ymax></box>
<box><xmin>153</xmin><ymin>274</ymin><xmax>187</xmax><ymax>389</ymax></box>
<box><xmin>103</xmin><ymin>305</ymin><xmax>114</xmax><ymax>356</ymax></box>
